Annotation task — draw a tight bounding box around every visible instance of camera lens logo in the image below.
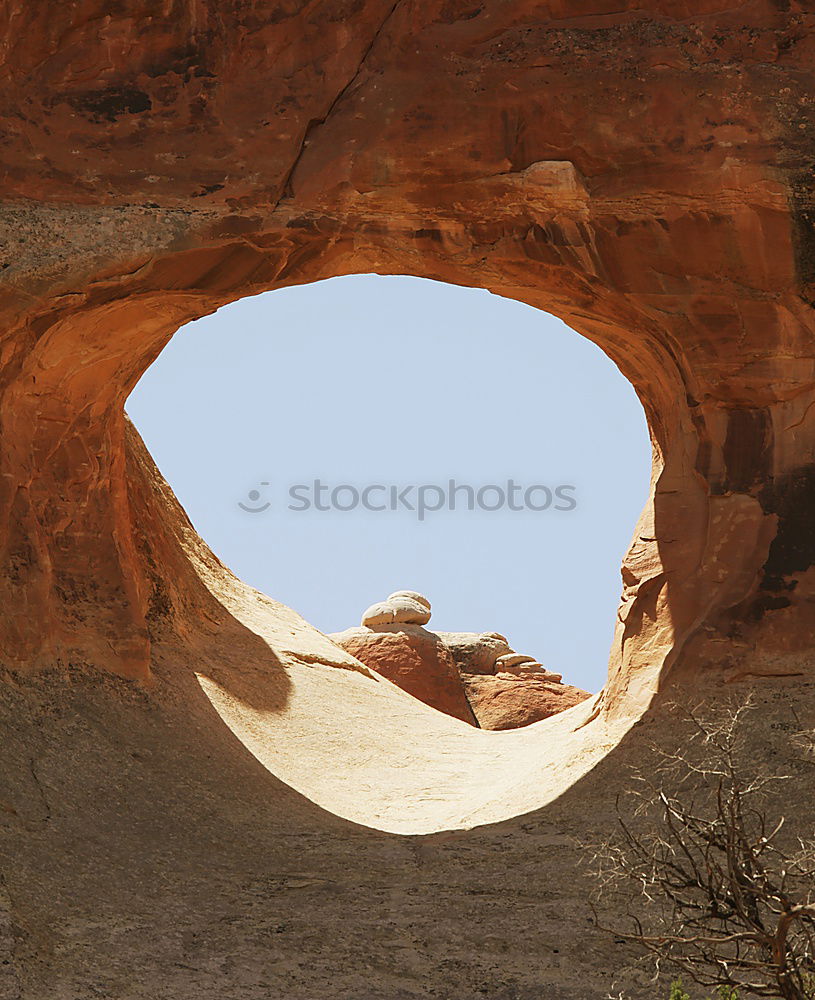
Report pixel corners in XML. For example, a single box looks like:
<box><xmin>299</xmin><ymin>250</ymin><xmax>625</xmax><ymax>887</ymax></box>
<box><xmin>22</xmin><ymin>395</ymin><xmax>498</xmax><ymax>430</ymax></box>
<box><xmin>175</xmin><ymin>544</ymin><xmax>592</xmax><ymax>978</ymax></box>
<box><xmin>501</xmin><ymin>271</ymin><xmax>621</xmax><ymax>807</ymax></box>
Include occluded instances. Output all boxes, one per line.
<box><xmin>238</xmin><ymin>482</ymin><xmax>272</xmax><ymax>513</ymax></box>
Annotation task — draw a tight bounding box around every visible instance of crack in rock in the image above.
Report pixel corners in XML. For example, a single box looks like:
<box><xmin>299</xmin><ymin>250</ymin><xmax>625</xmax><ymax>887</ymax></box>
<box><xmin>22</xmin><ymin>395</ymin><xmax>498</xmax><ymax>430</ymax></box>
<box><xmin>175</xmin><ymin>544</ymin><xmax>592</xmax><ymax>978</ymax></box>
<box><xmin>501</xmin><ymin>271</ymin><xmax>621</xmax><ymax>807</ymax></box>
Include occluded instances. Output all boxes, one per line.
<box><xmin>28</xmin><ymin>758</ymin><xmax>51</xmax><ymax>826</ymax></box>
<box><xmin>276</xmin><ymin>0</ymin><xmax>404</xmax><ymax>204</ymax></box>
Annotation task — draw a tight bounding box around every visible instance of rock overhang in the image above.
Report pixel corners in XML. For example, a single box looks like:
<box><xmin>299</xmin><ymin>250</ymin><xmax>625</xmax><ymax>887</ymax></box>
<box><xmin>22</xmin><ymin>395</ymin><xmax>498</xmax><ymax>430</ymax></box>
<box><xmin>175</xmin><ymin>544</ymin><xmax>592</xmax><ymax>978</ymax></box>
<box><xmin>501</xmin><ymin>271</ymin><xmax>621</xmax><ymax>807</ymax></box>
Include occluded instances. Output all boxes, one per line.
<box><xmin>0</xmin><ymin>0</ymin><xmax>812</xmax><ymax>721</ymax></box>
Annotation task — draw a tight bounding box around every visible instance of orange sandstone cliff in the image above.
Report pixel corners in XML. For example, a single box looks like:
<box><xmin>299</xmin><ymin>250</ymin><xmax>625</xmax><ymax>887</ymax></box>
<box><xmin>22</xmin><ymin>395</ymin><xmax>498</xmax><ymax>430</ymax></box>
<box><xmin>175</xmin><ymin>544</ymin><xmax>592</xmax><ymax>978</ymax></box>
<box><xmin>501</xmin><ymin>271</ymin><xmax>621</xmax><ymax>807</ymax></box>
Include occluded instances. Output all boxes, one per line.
<box><xmin>1</xmin><ymin>1</ymin><xmax>813</xmax><ymax>711</ymax></box>
<box><xmin>0</xmin><ymin>5</ymin><xmax>814</xmax><ymax>997</ymax></box>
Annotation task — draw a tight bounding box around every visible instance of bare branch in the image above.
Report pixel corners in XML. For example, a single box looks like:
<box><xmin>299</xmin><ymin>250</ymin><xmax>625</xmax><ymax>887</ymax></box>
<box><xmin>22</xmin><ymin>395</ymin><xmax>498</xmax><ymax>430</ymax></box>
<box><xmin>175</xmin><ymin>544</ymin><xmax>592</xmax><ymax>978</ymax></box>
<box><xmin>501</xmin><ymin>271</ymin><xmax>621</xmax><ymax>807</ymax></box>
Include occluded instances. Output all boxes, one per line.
<box><xmin>590</xmin><ymin>697</ymin><xmax>815</xmax><ymax>1000</ymax></box>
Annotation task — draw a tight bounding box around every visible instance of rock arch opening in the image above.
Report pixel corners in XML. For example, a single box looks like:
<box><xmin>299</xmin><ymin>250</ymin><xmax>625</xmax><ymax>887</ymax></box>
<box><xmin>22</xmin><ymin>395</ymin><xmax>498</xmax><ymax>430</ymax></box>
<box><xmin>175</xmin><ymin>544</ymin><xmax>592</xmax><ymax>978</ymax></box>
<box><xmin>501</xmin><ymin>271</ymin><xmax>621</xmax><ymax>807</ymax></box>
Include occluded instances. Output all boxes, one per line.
<box><xmin>2</xmin><ymin>5</ymin><xmax>815</xmax><ymax>993</ymax></box>
<box><xmin>2</xmin><ymin>213</ymin><xmax>806</xmax><ymax>721</ymax></box>
<box><xmin>1</xmin><ymin>0</ymin><xmax>812</xmax><ymax>823</ymax></box>
<box><xmin>125</xmin><ymin>273</ymin><xmax>651</xmax><ymax>723</ymax></box>
<box><xmin>0</xmin><ymin>233</ymin><xmax>810</xmax><ymax>828</ymax></box>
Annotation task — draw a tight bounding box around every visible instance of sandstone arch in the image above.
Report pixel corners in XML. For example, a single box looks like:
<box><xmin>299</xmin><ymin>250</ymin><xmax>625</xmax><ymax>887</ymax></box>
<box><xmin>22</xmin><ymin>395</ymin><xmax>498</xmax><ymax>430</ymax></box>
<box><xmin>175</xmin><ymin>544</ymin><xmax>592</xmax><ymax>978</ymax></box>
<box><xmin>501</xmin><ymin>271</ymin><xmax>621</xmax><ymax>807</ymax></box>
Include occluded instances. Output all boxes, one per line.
<box><xmin>2</xmin><ymin>0</ymin><xmax>813</xmax><ymax>720</ymax></box>
<box><xmin>2</xmin><ymin>4</ymin><xmax>815</xmax><ymax>996</ymax></box>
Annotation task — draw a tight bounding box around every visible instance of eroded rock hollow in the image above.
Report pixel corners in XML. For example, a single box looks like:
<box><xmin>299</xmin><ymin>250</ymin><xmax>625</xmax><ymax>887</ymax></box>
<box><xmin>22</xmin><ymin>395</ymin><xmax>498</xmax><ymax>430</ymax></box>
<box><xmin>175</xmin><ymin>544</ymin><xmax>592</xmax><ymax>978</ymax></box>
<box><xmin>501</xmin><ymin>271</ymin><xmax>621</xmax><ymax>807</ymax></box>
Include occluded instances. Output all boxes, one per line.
<box><xmin>2</xmin><ymin>0</ymin><xmax>813</xmax><ymax>709</ymax></box>
<box><xmin>1</xmin><ymin>4</ymin><xmax>815</xmax><ymax>998</ymax></box>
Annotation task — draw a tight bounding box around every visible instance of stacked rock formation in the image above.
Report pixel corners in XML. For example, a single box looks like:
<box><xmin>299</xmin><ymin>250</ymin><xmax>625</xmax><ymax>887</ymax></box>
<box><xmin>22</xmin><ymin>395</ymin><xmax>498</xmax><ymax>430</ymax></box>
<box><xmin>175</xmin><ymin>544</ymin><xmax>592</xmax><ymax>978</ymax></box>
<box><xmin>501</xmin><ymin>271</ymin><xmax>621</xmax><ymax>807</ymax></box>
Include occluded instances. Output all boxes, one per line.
<box><xmin>330</xmin><ymin>592</ymin><xmax>590</xmax><ymax>730</ymax></box>
<box><xmin>330</xmin><ymin>591</ymin><xmax>476</xmax><ymax>725</ymax></box>
<box><xmin>435</xmin><ymin>629</ymin><xmax>591</xmax><ymax>731</ymax></box>
<box><xmin>359</xmin><ymin>591</ymin><xmax>432</xmax><ymax>628</ymax></box>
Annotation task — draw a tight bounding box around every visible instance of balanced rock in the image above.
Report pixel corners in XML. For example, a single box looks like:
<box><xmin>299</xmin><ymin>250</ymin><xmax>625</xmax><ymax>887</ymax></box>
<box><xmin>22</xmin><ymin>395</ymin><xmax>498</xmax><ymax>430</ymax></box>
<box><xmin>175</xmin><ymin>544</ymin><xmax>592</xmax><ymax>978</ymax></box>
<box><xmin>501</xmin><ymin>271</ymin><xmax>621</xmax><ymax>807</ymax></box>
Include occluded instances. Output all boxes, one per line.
<box><xmin>330</xmin><ymin>623</ymin><xmax>475</xmax><ymax>725</ymax></box>
<box><xmin>389</xmin><ymin>590</ymin><xmax>431</xmax><ymax>610</ymax></box>
<box><xmin>361</xmin><ymin>590</ymin><xmax>432</xmax><ymax>627</ymax></box>
<box><xmin>335</xmin><ymin>592</ymin><xmax>587</xmax><ymax>730</ymax></box>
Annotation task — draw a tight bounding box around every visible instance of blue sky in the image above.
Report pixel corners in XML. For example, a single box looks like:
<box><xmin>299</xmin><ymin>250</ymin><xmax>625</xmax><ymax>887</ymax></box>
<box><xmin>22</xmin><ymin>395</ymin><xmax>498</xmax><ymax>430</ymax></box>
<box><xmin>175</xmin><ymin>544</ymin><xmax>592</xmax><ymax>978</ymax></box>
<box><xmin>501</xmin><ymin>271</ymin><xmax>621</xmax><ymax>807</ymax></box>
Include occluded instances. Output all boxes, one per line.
<box><xmin>127</xmin><ymin>274</ymin><xmax>651</xmax><ymax>693</ymax></box>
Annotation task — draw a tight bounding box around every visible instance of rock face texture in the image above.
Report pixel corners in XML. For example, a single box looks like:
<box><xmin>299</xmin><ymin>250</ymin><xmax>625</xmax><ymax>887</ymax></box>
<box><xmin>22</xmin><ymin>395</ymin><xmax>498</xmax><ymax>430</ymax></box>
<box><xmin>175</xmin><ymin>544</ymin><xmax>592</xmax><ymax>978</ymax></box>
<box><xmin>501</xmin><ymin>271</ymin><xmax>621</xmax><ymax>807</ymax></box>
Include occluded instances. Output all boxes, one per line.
<box><xmin>1</xmin><ymin>643</ymin><xmax>812</xmax><ymax>1000</ymax></box>
<box><xmin>331</xmin><ymin>623</ymin><xmax>477</xmax><ymax>724</ymax></box>
<box><xmin>435</xmin><ymin>632</ymin><xmax>513</xmax><ymax>675</ymax></box>
<box><xmin>1</xmin><ymin>1</ymin><xmax>813</xmax><ymax>711</ymax></box>
<box><xmin>439</xmin><ymin>628</ymin><xmax>591</xmax><ymax>729</ymax></box>
<box><xmin>463</xmin><ymin>674</ymin><xmax>592</xmax><ymax>730</ymax></box>
<box><xmin>1</xmin><ymin>4</ymin><xmax>815</xmax><ymax>998</ymax></box>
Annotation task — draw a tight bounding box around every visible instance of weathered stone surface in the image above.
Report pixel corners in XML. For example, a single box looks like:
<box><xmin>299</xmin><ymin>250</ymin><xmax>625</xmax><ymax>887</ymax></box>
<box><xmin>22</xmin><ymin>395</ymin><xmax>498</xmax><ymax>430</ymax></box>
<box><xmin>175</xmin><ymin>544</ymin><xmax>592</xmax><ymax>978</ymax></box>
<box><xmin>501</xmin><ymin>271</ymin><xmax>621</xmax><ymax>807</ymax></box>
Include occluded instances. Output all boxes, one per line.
<box><xmin>0</xmin><ymin>7</ymin><xmax>814</xmax><ymax>999</ymax></box>
<box><xmin>463</xmin><ymin>674</ymin><xmax>592</xmax><ymax>731</ymax></box>
<box><xmin>389</xmin><ymin>591</ymin><xmax>431</xmax><ymax>610</ymax></box>
<box><xmin>3</xmin><ymin>645</ymin><xmax>813</xmax><ymax>1000</ymax></box>
<box><xmin>361</xmin><ymin>592</ymin><xmax>432</xmax><ymax>627</ymax></box>
<box><xmin>432</xmin><ymin>631</ymin><xmax>512</xmax><ymax>674</ymax></box>
<box><xmin>495</xmin><ymin>652</ymin><xmax>537</xmax><ymax>670</ymax></box>
<box><xmin>330</xmin><ymin>624</ymin><xmax>476</xmax><ymax>724</ymax></box>
<box><xmin>501</xmin><ymin>663</ymin><xmax>565</xmax><ymax>683</ymax></box>
<box><xmin>1</xmin><ymin>0</ymin><xmax>812</xmax><ymax>712</ymax></box>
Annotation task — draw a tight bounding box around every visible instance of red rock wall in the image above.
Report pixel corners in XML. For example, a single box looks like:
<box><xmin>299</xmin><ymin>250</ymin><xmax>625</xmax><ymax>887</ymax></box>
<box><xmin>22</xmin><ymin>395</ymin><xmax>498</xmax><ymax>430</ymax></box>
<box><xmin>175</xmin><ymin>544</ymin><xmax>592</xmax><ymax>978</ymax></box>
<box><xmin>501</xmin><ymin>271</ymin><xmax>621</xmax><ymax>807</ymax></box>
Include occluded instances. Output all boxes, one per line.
<box><xmin>1</xmin><ymin>1</ymin><xmax>813</xmax><ymax>713</ymax></box>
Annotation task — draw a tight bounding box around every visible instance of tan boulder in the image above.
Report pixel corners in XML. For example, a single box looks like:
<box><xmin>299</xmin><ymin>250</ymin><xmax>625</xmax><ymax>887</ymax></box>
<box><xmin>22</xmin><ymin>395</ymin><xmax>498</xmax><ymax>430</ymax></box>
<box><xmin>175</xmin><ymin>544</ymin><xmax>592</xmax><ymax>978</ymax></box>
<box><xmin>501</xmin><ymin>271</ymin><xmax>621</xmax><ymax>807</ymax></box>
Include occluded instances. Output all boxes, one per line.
<box><xmin>462</xmin><ymin>675</ymin><xmax>591</xmax><ymax>731</ymax></box>
<box><xmin>494</xmin><ymin>652</ymin><xmax>538</xmax><ymax>670</ymax></box>
<box><xmin>361</xmin><ymin>591</ymin><xmax>432</xmax><ymax>627</ymax></box>
<box><xmin>330</xmin><ymin>624</ymin><xmax>475</xmax><ymax>725</ymax></box>
<box><xmin>431</xmin><ymin>631</ymin><xmax>511</xmax><ymax>674</ymax></box>
<box><xmin>388</xmin><ymin>590</ymin><xmax>431</xmax><ymax>610</ymax></box>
